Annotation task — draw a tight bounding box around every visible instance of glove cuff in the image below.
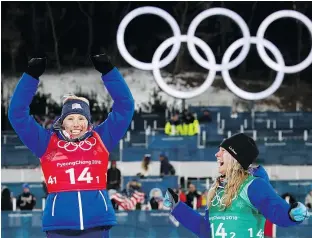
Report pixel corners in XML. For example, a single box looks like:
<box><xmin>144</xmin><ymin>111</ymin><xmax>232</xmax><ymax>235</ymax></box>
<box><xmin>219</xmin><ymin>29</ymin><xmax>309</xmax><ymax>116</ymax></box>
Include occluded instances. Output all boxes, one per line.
<box><xmin>288</xmin><ymin>202</ymin><xmax>297</xmax><ymax>221</ymax></box>
<box><xmin>25</xmin><ymin>70</ymin><xmax>39</xmax><ymax>80</ymax></box>
<box><xmin>168</xmin><ymin>188</ymin><xmax>179</xmax><ymax>203</ymax></box>
<box><xmin>100</xmin><ymin>62</ymin><xmax>114</xmax><ymax>75</ymax></box>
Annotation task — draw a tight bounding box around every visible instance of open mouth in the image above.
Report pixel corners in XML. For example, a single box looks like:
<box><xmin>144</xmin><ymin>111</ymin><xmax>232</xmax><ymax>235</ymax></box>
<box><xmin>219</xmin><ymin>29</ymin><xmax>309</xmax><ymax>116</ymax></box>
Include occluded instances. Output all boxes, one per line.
<box><xmin>71</xmin><ymin>130</ymin><xmax>82</xmax><ymax>135</ymax></box>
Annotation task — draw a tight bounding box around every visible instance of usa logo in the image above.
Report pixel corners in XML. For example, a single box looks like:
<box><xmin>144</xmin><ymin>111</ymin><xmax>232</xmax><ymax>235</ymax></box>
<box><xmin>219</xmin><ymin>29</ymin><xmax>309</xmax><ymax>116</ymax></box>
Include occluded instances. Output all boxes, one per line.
<box><xmin>72</xmin><ymin>103</ymin><xmax>82</xmax><ymax>110</ymax></box>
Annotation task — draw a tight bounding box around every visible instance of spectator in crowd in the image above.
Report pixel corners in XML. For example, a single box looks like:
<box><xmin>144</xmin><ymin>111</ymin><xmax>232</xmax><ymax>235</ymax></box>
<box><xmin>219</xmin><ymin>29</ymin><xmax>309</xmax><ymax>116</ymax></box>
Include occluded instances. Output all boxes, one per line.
<box><xmin>109</xmin><ymin>183</ymin><xmax>145</xmax><ymax>211</ymax></box>
<box><xmin>137</xmin><ymin>154</ymin><xmax>151</xmax><ymax>178</ymax></box>
<box><xmin>159</xmin><ymin>153</ymin><xmax>175</xmax><ymax>176</ymax></box>
<box><xmin>305</xmin><ymin>189</ymin><xmax>312</xmax><ymax>209</ymax></box>
<box><xmin>177</xmin><ymin>188</ymin><xmax>187</xmax><ymax>203</ymax></box>
<box><xmin>181</xmin><ymin>112</ymin><xmax>199</xmax><ymax>136</ymax></box>
<box><xmin>121</xmin><ymin>180</ymin><xmax>144</xmax><ymax>210</ymax></box>
<box><xmin>107</xmin><ymin>161</ymin><xmax>121</xmax><ymax>190</ymax></box>
<box><xmin>1</xmin><ymin>186</ymin><xmax>13</xmax><ymax>211</ymax></box>
<box><xmin>165</xmin><ymin>112</ymin><xmax>183</xmax><ymax>136</ymax></box>
<box><xmin>181</xmin><ymin>109</ymin><xmax>189</xmax><ymax>122</ymax></box>
<box><xmin>122</xmin><ymin>180</ymin><xmax>142</xmax><ymax>195</ymax></box>
<box><xmin>199</xmin><ymin>110</ymin><xmax>212</xmax><ymax>123</ymax></box>
<box><xmin>108</xmin><ymin>190</ymin><xmax>119</xmax><ymax>210</ymax></box>
<box><xmin>281</xmin><ymin>192</ymin><xmax>296</xmax><ymax>205</ymax></box>
<box><xmin>149</xmin><ymin>188</ymin><xmax>164</xmax><ymax>210</ymax></box>
<box><xmin>200</xmin><ymin>190</ymin><xmax>209</xmax><ymax>207</ymax></box>
<box><xmin>17</xmin><ymin>183</ymin><xmax>36</xmax><ymax>211</ymax></box>
<box><xmin>185</xmin><ymin>183</ymin><xmax>202</xmax><ymax>209</ymax></box>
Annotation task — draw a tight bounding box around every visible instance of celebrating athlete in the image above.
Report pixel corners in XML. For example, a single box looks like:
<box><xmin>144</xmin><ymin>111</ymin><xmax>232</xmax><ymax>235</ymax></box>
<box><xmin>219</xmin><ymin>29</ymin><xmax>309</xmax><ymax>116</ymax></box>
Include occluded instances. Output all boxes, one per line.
<box><xmin>8</xmin><ymin>54</ymin><xmax>134</xmax><ymax>237</ymax></box>
<box><xmin>164</xmin><ymin>133</ymin><xmax>310</xmax><ymax>238</ymax></box>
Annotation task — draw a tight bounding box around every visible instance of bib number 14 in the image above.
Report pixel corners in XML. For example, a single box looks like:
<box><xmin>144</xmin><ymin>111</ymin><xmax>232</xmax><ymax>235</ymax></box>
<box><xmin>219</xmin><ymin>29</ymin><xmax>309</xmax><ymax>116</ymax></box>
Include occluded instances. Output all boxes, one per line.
<box><xmin>211</xmin><ymin>223</ymin><xmax>235</xmax><ymax>238</ymax></box>
<box><xmin>48</xmin><ymin>167</ymin><xmax>100</xmax><ymax>185</ymax></box>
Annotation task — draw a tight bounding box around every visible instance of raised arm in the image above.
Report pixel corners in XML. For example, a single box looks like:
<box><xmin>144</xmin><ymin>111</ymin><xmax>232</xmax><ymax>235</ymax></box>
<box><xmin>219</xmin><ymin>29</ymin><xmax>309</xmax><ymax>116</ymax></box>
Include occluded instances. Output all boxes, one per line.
<box><xmin>172</xmin><ymin>202</ymin><xmax>211</xmax><ymax>238</ymax></box>
<box><xmin>164</xmin><ymin>188</ymin><xmax>211</xmax><ymax>238</ymax></box>
<box><xmin>8</xmin><ymin>58</ymin><xmax>51</xmax><ymax>158</ymax></box>
<box><xmin>91</xmin><ymin>54</ymin><xmax>134</xmax><ymax>152</ymax></box>
<box><xmin>248</xmin><ymin>178</ymin><xmax>308</xmax><ymax>227</ymax></box>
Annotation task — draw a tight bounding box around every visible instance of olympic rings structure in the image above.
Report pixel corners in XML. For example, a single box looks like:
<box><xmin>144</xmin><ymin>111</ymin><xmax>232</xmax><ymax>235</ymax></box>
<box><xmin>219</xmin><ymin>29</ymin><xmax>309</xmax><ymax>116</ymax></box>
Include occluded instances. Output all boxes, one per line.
<box><xmin>57</xmin><ymin>137</ymin><xmax>97</xmax><ymax>152</ymax></box>
<box><xmin>117</xmin><ymin>6</ymin><xmax>312</xmax><ymax>100</ymax></box>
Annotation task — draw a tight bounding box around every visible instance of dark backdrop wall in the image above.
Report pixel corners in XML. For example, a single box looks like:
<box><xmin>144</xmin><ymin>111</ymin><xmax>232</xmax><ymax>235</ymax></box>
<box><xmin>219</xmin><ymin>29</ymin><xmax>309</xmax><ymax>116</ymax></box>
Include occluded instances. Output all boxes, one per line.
<box><xmin>2</xmin><ymin>1</ymin><xmax>312</xmax><ymax>84</ymax></box>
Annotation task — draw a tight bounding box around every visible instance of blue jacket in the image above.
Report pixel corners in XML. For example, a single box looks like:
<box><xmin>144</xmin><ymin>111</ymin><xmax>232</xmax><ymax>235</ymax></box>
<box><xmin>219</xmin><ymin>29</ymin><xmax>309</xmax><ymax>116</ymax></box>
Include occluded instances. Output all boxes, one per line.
<box><xmin>171</xmin><ymin>166</ymin><xmax>300</xmax><ymax>238</ymax></box>
<box><xmin>8</xmin><ymin>68</ymin><xmax>134</xmax><ymax>231</ymax></box>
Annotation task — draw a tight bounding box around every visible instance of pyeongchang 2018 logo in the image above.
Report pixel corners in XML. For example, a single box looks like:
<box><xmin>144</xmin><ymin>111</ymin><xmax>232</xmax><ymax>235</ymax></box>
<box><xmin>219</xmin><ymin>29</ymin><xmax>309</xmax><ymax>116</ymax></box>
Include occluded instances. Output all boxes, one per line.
<box><xmin>117</xmin><ymin>7</ymin><xmax>312</xmax><ymax>100</ymax></box>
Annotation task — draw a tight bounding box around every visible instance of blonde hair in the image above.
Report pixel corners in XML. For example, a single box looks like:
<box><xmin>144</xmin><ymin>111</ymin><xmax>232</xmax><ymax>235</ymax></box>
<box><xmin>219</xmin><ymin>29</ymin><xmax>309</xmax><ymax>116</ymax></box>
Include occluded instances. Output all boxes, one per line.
<box><xmin>62</xmin><ymin>94</ymin><xmax>89</xmax><ymax>105</ymax></box>
<box><xmin>207</xmin><ymin>153</ymin><xmax>249</xmax><ymax>210</ymax></box>
<box><xmin>141</xmin><ymin>156</ymin><xmax>150</xmax><ymax>171</ymax></box>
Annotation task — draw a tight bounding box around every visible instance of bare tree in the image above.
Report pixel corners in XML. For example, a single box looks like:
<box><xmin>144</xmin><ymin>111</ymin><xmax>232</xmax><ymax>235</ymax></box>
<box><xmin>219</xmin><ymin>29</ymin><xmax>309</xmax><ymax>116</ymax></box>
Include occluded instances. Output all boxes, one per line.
<box><xmin>171</xmin><ymin>2</ymin><xmax>217</xmax><ymax>75</ymax></box>
<box><xmin>31</xmin><ymin>3</ymin><xmax>40</xmax><ymax>53</ymax></box>
<box><xmin>46</xmin><ymin>2</ymin><xmax>61</xmax><ymax>72</ymax></box>
<box><xmin>78</xmin><ymin>2</ymin><xmax>95</xmax><ymax>62</ymax></box>
<box><xmin>105</xmin><ymin>2</ymin><xmax>132</xmax><ymax>64</ymax></box>
<box><xmin>171</xmin><ymin>2</ymin><xmax>189</xmax><ymax>75</ymax></box>
<box><xmin>2</xmin><ymin>3</ymin><xmax>24</xmax><ymax>73</ymax></box>
<box><xmin>293</xmin><ymin>2</ymin><xmax>308</xmax><ymax>88</ymax></box>
<box><xmin>238</xmin><ymin>2</ymin><xmax>258</xmax><ymax>77</ymax></box>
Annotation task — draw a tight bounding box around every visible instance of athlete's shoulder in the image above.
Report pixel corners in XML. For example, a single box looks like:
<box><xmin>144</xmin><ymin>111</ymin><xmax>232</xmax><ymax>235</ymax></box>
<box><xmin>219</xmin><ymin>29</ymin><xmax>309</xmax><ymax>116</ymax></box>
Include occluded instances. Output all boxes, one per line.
<box><xmin>248</xmin><ymin>177</ymin><xmax>273</xmax><ymax>194</ymax></box>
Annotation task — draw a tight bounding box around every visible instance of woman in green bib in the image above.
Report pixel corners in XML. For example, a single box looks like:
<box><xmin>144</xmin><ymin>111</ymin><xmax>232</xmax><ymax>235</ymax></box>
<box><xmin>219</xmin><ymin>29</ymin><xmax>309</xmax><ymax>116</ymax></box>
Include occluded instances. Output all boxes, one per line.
<box><xmin>164</xmin><ymin>133</ymin><xmax>309</xmax><ymax>238</ymax></box>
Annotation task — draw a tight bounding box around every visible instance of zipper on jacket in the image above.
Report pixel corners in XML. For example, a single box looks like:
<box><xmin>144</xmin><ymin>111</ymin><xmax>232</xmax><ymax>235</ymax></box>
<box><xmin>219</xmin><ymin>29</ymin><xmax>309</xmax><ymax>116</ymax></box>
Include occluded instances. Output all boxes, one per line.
<box><xmin>52</xmin><ymin>194</ymin><xmax>58</xmax><ymax>216</ymax></box>
<box><xmin>99</xmin><ymin>191</ymin><xmax>108</xmax><ymax>211</ymax></box>
<box><xmin>77</xmin><ymin>191</ymin><xmax>84</xmax><ymax>230</ymax></box>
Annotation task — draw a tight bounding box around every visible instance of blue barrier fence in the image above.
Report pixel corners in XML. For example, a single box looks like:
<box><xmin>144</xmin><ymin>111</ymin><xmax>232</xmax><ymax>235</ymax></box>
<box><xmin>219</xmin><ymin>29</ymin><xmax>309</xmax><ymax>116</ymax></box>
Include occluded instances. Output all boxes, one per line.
<box><xmin>1</xmin><ymin>177</ymin><xmax>180</xmax><ymax>210</ymax></box>
<box><xmin>1</xmin><ymin>211</ymin><xmax>311</xmax><ymax>238</ymax></box>
<box><xmin>2</xmin><ymin>141</ymin><xmax>312</xmax><ymax>166</ymax></box>
<box><xmin>3</xmin><ymin>179</ymin><xmax>311</xmax><ymax>211</ymax></box>
<box><xmin>122</xmin><ymin>176</ymin><xmax>179</xmax><ymax>197</ymax></box>
<box><xmin>122</xmin><ymin>140</ymin><xmax>312</xmax><ymax>164</ymax></box>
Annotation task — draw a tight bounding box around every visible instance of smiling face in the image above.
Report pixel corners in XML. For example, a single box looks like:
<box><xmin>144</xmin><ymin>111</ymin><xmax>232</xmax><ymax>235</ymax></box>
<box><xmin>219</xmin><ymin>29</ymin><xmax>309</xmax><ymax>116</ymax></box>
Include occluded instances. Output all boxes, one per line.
<box><xmin>62</xmin><ymin>114</ymin><xmax>88</xmax><ymax>139</ymax></box>
<box><xmin>215</xmin><ymin>147</ymin><xmax>235</xmax><ymax>175</ymax></box>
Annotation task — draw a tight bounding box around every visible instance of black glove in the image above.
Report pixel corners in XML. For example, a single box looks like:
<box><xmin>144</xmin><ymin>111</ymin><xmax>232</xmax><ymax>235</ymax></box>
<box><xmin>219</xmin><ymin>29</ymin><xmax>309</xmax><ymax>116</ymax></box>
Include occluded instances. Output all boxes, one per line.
<box><xmin>25</xmin><ymin>57</ymin><xmax>47</xmax><ymax>80</ymax></box>
<box><xmin>90</xmin><ymin>54</ymin><xmax>114</xmax><ymax>75</ymax></box>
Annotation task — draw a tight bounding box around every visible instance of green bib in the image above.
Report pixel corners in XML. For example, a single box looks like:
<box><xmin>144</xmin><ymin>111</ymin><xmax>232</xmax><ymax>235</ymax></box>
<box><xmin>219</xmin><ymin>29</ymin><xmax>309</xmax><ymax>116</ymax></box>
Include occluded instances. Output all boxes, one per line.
<box><xmin>208</xmin><ymin>176</ymin><xmax>265</xmax><ymax>238</ymax></box>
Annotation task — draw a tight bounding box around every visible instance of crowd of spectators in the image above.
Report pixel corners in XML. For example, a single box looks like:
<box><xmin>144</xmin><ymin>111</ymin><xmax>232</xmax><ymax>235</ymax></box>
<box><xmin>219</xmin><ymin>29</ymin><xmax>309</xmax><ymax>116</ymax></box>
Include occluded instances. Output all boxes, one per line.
<box><xmin>1</xmin><ymin>183</ymin><xmax>37</xmax><ymax>211</ymax></box>
<box><xmin>164</xmin><ymin>109</ymin><xmax>212</xmax><ymax>136</ymax></box>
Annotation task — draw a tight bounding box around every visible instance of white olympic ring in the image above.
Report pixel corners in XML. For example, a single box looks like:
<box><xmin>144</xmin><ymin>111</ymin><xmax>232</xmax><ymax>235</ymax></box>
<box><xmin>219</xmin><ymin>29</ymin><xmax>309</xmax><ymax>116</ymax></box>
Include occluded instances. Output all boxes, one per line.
<box><xmin>211</xmin><ymin>190</ymin><xmax>225</xmax><ymax>207</ymax></box>
<box><xmin>117</xmin><ymin>6</ymin><xmax>181</xmax><ymax>71</ymax></box>
<box><xmin>256</xmin><ymin>10</ymin><xmax>312</xmax><ymax>74</ymax></box>
<box><xmin>57</xmin><ymin>137</ymin><xmax>97</xmax><ymax>152</ymax></box>
<box><xmin>117</xmin><ymin>6</ymin><xmax>312</xmax><ymax>100</ymax></box>
<box><xmin>211</xmin><ymin>188</ymin><xmax>237</xmax><ymax>207</ymax></box>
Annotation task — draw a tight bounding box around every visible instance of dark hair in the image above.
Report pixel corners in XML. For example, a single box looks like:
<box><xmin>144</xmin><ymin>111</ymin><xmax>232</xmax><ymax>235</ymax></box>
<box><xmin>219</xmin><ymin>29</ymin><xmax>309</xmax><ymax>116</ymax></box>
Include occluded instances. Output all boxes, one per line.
<box><xmin>1</xmin><ymin>187</ymin><xmax>13</xmax><ymax>211</ymax></box>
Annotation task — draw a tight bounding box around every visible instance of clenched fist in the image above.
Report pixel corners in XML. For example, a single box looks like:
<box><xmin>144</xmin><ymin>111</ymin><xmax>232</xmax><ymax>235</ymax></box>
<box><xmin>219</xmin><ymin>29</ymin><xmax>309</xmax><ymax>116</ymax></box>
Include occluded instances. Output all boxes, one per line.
<box><xmin>90</xmin><ymin>54</ymin><xmax>114</xmax><ymax>75</ymax></box>
<box><xmin>25</xmin><ymin>57</ymin><xmax>47</xmax><ymax>80</ymax></box>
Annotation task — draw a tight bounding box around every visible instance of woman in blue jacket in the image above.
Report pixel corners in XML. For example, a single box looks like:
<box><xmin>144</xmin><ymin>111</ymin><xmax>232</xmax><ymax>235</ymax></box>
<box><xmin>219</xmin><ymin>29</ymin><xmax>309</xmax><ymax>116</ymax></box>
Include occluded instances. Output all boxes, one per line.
<box><xmin>8</xmin><ymin>54</ymin><xmax>135</xmax><ymax>237</ymax></box>
<box><xmin>164</xmin><ymin>133</ymin><xmax>309</xmax><ymax>238</ymax></box>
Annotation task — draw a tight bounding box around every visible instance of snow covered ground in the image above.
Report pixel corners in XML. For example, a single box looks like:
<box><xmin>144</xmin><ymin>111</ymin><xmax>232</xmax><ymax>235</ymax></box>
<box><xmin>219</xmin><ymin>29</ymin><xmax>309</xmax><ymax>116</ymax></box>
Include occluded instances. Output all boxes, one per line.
<box><xmin>2</xmin><ymin>67</ymin><xmax>281</xmax><ymax>112</ymax></box>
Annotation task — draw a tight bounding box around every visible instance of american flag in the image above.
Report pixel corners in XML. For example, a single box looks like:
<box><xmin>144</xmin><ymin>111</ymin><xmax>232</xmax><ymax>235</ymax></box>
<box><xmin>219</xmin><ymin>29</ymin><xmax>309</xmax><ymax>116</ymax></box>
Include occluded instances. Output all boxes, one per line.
<box><xmin>110</xmin><ymin>190</ymin><xmax>145</xmax><ymax>210</ymax></box>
